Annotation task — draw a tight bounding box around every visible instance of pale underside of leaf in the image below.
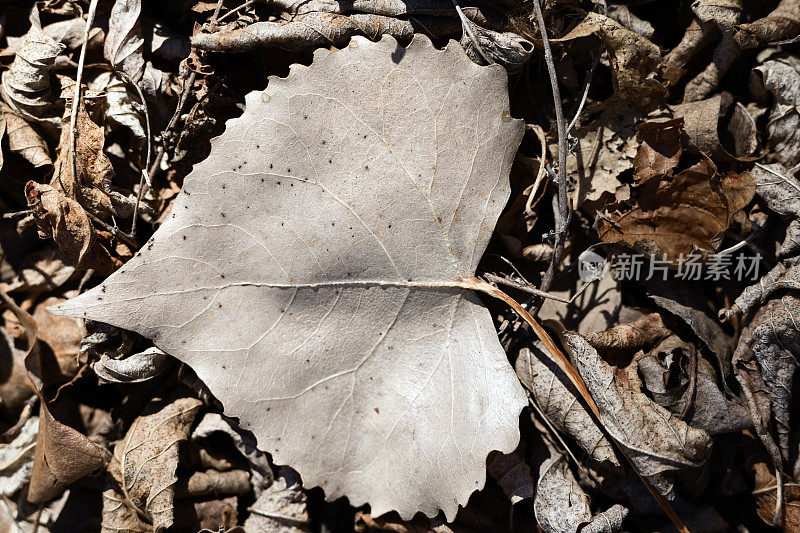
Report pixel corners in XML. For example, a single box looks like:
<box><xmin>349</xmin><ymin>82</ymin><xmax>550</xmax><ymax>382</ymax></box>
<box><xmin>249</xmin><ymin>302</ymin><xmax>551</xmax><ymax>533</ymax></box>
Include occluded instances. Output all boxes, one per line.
<box><xmin>52</xmin><ymin>35</ymin><xmax>527</xmax><ymax>520</ymax></box>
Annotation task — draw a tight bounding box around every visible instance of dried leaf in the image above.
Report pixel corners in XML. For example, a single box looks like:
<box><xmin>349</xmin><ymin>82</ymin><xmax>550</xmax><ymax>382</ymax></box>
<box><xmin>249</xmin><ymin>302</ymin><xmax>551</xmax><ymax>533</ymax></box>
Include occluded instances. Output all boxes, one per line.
<box><xmin>597</xmin><ymin>160</ymin><xmax>755</xmax><ymax>263</ymax></box>
<box><xmin>25</xmin><ymin>182</ymin><xmax>122</xmax><ymax>275</ymax></box>
<box><xmin>607</xmin><ymin>4</ymin><xmax>654</xmax><ymax>39</ymax></box>
<box><xmin>735</xmin><ymin>0</ymin><xmax>800</xmax><ymax>49</ymax></box>
<box><xmin>751</xmin><ymin>59</ymin><xmax>800</xmax><ymax>169</ymax></box>
<box><xmin>486</xmin><ymin>450</ymin><xmax>534</xmax><ymax>504</ymax></box>
<box><xmin>565</xmin><ymin>332</ymin><xmax>712</xmax><ymax>498</ymax></box>
<box><xmin>92</xmin><ymin>347</ymin><xmax>172</xmax><ymax>383</ymax></box>
<box><xmin>750</xmin><ymin>163</ymin><xmax>800</xmax><ymax>257</ymax></box>
<box><xmin>102</xmin><ymin>394</ymin><xmax>202</xmax><ymax>531</ymax></box>
<box><xmin>585</xmin><ymin>313</ymin><xmax>671</xmax><ymax>355</ymax></box>
<box><xmin>637</xmin><ymin>336</ymin><xmax>751</xmax><ymax>435</ymax></box>
<box><xmin>750</xmin><ymin>457</ymin><xmax>800</xmax><ymax>530</ymax></box>
<box><xmin>516</xmin><ymin>342</ymin><xmax>621</xmax><ymax>471</ymax></box>
<box><xmin>671</xmin><ymin>94</ymin><xmax>757</xmax><ymax>161</ymax></box>
<box><xmin>88</xmin><ymin>72</ymin><xmax>146</xmax><ymax>153</ymax></box>
<box><xmin>554</xmin><ymin>12</ymin><xmax>664</xmax><ymax>102</ymax></box>
<box><xmin>53</xmin><ymin>35</ymin><xmax>527</xmax><ymax>520</ymax></box>
<box><xmin>0</xmin><ymin>103</ymin><xmax>52</xmax><ymax>168</ymax></box>
<box><xmin>0</xmin><ymin>416</ymin><xmax>38</xmax><ymax>497</ymax></box>
<box><xmin>632</xmin><ymin>118</ymin><xmax>683</xmax><ymax>184</ymax></box>
<box><xmin>534</xmin><ymin>445</ymin><xmax>592</xmax><ymax>533</ymax></box>
<box><xmin>244</xmin><ymin>469</ymin><xmax>310</xmax><ymax>533</ymax></box>
<box><xmin>0</xmin><ymin>292</ymin><xmax>105</xmax><ymax>504</ymax></box>
<box><xmin>0</xmin><ymin>25</ymin><xmax>64</xmax><ymax>134</ymax></box>
<box><xmin>51</xmin><ymin>79</ymin><xmax>137</xmax><ymax>219</ymax></box>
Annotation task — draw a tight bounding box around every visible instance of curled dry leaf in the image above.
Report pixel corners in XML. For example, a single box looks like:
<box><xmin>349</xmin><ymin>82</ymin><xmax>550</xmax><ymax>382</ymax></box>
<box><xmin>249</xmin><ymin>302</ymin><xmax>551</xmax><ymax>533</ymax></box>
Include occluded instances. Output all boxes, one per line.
<box><xmin>682</xmin><ymin>0</ymin><xmax>742</xmax><ymax>102</ymax></box>
<box><xmin>584</xmin><ymin>312</ymin><xmax>671</xmax><ymax>355</ymax></box>
<box><xmin>25</xmin><ymin>182</ymin><xmax>122</xmax><ymax>275</ymax></box>
<box><xmin>751</xmin><ymin>59</ymin><xmax>800</xmax><ymax>169</ymax></box>
<box><xmin>51</xmin><ymin>79</ymin><xmax>138</xmax><ymax>220</ymax></box>
<box><xmin>516</xmin><ymin>342</ymin><xmax>621</xmax><ymax>471</ymax></box>
<box><xmin>486</xmin><ymin>450</ymin><xmax>534</xmax><ymax>504</ymax></box>
<box><xmin>534</xmin><ymin>445</ymin><xmax>592</xmax><ymax>533</ymax></box>
<box><xmin>92</xmin><ymin>346</ymin><xmax>172</xmax><ymax>383</ymax></box>
<box><xmin>0</xmin><ymin>102</ymin><xmax>51</xmax><ymax>168</ymax></box>
<box><xmin>597</xmin><ymin>159</ymin><xmax>755</xmax><ymax>263</ymax></box>
<box><xmin>607</xmin><ymin>4</ymin><xmax>654</xmax><ymax>39</ymax></box>
<box><xmin>88</xmin><ymin>72</ymin><xmax>146</xmax><ymax>152</ymax></box>
<box><xmin>733</xmin><ymin>290</ymin><xmax>800</xmax><ymax>466</ymax></box>
<box><xmin>750</xmin><ymin>163</ymin><xmax>800</xmax><ymax>257</ymax></box>
<box><xmin>735</xmin><ymin>0</ymin><xmax>800</xmax><ymax>49</ymax></box>
<box><xmin>637</xmin><ymin>336</ymin><xmax>751</xmax><ymax>435</ymax></box>
<box><xmin>53</xmin><ymin>35</ymin><xmax>528</xmax><ymax>520</ymax></box>
<box><xmin>0</xmin><ymin>25</ymin><xmax>64</xmax><ymax>134</ymax></box>
<box><xmin>245</xmin><ymin>469</ymin><xmax>311</xmax><ymax>532</ymax></box>
<box><xmin>671</xmin><ymin>94</ymin><xmax>757</xmax><ymax>161</ymax></box>
<box><xmin>175</xmin><ymin>469</ymin><xmax>251</xmax><ymax>498</ymax></box>
<box><xmin>102</xmin><ymin>394</ymin><xmax>202</xmax><ymax>531</ymax></box>
<box><xmin>106</xmin><ymin>0</ymin><xmax>169</xmax><ymax>99</ymax></box>
<box><xmin>554</xmin><ymin>12</ymin><xmax>664</xmax><ymax>102</ymax></box>
<box><xmin>0</xmin><ymin>292</ymin><xmax>105</xmax><ymax>504</ymax></box>
<box><xmin>458</xmin><ymin>19</ymin><xmax>534</xmax><ymax>71</ymax></box>
<box><xmin>564</xmin><ymin>332</ymin><xmax>712</xmax><ymax>498</ymax></box>
<box><xmin>750</xmin><ymin>456</ymin><xmax>800</xmax><ymax>530</ymax></box>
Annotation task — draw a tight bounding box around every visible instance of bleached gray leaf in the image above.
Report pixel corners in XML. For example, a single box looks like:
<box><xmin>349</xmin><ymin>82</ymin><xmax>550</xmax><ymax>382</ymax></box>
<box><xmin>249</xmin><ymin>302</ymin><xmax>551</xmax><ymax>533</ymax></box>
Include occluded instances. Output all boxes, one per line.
<box><xmin>564</xmin><ymin>332</ymin><xmax>712</xmax><ymax>498</ymax></box>
<box><xmin>92</xmin><ymin>346</ymin><xmax>172</xmax><ymax>383</ymax></box>
<box><xmin>88</xmin><ymin>71</ymin><xmax>146</xmax><ymax>149</ymax></box>
<box><xmin>52</xmin><ymin>35</ymin><xmax>526</xmax><ymax>520</ymax></box>
<box><xmin>534</xmin><ymin>445</ymin><xmax>592</xmax><ymax>533</ymax></box>
<box><xmin>752</xmin><ymin>59</ymin><xmax>800</xmax><ymax>168</ymax></box>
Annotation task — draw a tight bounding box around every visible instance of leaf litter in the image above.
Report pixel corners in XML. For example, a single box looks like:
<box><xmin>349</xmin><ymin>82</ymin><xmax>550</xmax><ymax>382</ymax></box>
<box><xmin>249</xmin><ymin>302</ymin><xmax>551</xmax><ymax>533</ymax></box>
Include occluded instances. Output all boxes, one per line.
<box><xmin>1</xmin><ymin>0</ymin><xmax>800</xmax><ymax>531</ymax></box>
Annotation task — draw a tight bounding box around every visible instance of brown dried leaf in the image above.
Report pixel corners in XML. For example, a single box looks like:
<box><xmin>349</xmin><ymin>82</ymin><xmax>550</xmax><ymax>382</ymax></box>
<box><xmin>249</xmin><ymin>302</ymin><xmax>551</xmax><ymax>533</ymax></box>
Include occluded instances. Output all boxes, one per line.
<box><xmin>25</xmin><ymin>182</ymin><xmax>122</xmax><ymax>275</ymax></box>
<box><xmin>585</xmin><ymin>313</ymin><xmax>671</xmax><ymax>355</ymax></box>
<box><xmin>750</xmin><ymin>457</ymin><xmax>800</xmax><ymax>530</ymax></box>
<box><xmin>637</xmin><ymin>336</ymin><xmax>751</xmax><ymax>435</ymax></box>
<box><xmin>597</xmin><ymin>160</ymin><xmax>755</xmax><ymax>263</ymax></box>
<box><xmin>554</xmin><ymin>12</ymin><xmax>664</xmax><ymax>102</ymax></box>
<box><xmin>516</xmin><ymin>342</ymin><xmax>621</xmax><ymax>471</ymax></box>
<box><xmin>751</xmin><ymin>59</ymin><xmax>800</xmax><ymax>169</ymax></box>
<box><xmin>735</xmin><ymin>0</ymin><xmax>800</xmax><ymax>49</ymax></box>
<box><xmin>565</xmin><ymin>332</ymin><xmax>712</xmax><ymax>498</ymax></box>
<box><xmin>1</xmin><ymin>103</ymin><xmax>52</xmax><ymax>168</ymax></box>
<box><xmin>0</xmin><ymin>292</ymin><xmax>105</xmax><ymax>504</ymax></box>
<box><xmin>51</xmin><ymin>79</ymin><xmax>137</xmax><ymax>220</ymax></box>
<box><xmin>102</xmin><ymin>394</ymin><xmax>202</xmax><ymax>532</ymax></box>
<box><xmin>671</xmin><ymin>94</ymin><xmax>757</xmax><ymax>161</ymax></box>
<box><xmin>632</xmin><ymin>118</ymin><xmax>683</xmax><ymax>184</ymax></box>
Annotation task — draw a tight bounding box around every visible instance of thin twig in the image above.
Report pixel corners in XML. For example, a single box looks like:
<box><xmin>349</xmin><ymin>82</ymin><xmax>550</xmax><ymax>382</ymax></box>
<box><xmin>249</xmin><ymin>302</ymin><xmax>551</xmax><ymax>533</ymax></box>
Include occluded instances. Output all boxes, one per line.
<box><xmin>566</xmin><ymin>56</ymin><xmax>598</xmax><ymax>136</ymax></box>
<box><xmin>2</xmin><ymin>210</ymin><xmax>33</xmax><ymax>219</ymax></box>
<box><xmin>525</xmin><ymin>124</ymin><xmax>548</xmax><ymax>215</ymax></box>
<box><xmin>147</xmin><ymin>71</ymin><xmax>197</xmax><ymax>183</ymax></box>
<box><xmin>484</xmin><ymin>273</ymin><xmax>570</xmax><ymax>303</ymax></box>
<box><xmin>86</xmin><ymin>211</ymin><xmax>139</xmax><ymax>251</ymax></box>
<box><xmin>530</xmin><ymin>0</ymin><xmax>570</xmax><ymax>313</ymax></box>
<box><xmin>218</xmin><ymin>0</ymin><xmax>255</xmax><ymax>23</ymax></box>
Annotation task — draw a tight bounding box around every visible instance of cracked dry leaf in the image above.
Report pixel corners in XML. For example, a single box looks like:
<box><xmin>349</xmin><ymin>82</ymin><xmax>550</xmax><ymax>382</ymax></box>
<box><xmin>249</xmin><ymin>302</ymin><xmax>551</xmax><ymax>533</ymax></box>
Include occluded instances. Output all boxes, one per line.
<box><xmin>597</xmin><ymin>159</ymin><xmax>755</xmax><ymax>263</ymax></box>
<box><xmin>516</xmin><ymin>343</ymin><xmax>621</xmax><ymax>472</ymax></box>
<box><xmin>52</xmin><ymin>35</ymin><xmax>528</xmax><ymax>520</ymax></box>
<box><xmin>103</xmin><ymin>394</ymin><xmax>202</xmax><ymax>532</ymax></box>
<box><xmin>564</xmin><ymin>332</ymin><xmax>712</xmax><ymax>498</ymax></box>
<box><xmin>51</xmin><ymin>79</ymin><xmax>137</xmax><ymax>219</ymax></box>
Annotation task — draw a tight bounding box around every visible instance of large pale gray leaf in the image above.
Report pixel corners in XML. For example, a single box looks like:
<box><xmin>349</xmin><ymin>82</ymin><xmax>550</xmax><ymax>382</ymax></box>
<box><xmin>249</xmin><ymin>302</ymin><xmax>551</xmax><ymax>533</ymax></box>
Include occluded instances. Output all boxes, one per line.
<box><xmin>52</xmin><ymin>35</ymin><xmax>526</xmax><ymax>520</ymax></box>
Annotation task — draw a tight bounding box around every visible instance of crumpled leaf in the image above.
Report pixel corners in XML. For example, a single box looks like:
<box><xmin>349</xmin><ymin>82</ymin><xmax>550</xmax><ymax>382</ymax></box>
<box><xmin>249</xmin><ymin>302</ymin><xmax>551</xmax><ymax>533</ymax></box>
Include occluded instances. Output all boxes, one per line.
<box><xmin>564</xmin><ymin>332</ymin><xmax>712</xmax><ymax>498</ymax></box>
<box><xmin>243</xmin><ymin>467</ymin><xmax>310</xmax><ymax>533</ymax></box>
<box><xmin>632</xmin><ymin>118</ymin><xmax>683</xmax><ymax>184</ymax></box>
<box><xmin>25</xmin><ymin>182</ymin><xmax>122</xmax><ymax>275</ymax></box>
<box><xmin>0</xmin><ymin>292</ymin><xmax>105</xmax><ymax>504</ymax></box>
<box><xmin>88</xmin><ymin>72</ymin><xmax>146</xmax><ymax>153</ymax></box>
<box><xmin>554</xmin><ymin>12</ymin><xmax>664</xmax><ymax>102</ymax></box>
<box><xmin>534</xmin><ymin>444</ymin><xmax>592</xmax><ymax>533</ymax></box>
<box><xmin>102</xmin><ymin>394</ymin><xmax>202</xmax><ymax>532</ymax></box>
<box><xmin>597</xmin><ymin>159</ymin><xmax>755</xmax><ymax>263</ymax></box>
<box><xmin>637</xmin><ymin>336</ymin><xmax>751</xmax><ymax>435</ymax></box>
<box><xmin>607</xmin><ymin>4</ymin><xmax>654</xmax><ymax>39</ymax></box>
<box><xmin>516</xmin><ymin>342</ymin><xmax>621</xmax><ymax>471</ymax></box>
<box><xmin>0</xmin><ymin>248</ymin><xmax>75</xmax><ymax>295</ymax></box>
<box><xmin>733</xmin><ymin>285</ymin><xmax>800</xmax><ymax>466</ymax></box>
<box><xmin>0</xmin><ymin>416</ymin><xmax>38</xmax><ymax>497</ymax></box>
<box><xmin>92</xmin><ymin>346</ymin><xmax>172</xmax><ymax>383</ymax></box>
<box><xmin>751</xmin><ymin>58</ymin><xmax>800</xmax><ymax>169</ymax></box>
<box><xmin>671</xmin><ymin>94</ymin><xmax>758</xmax><ymax>161</ymax></box>
<box><xmin>458</xmin><ymin>17</ymin><xmax>533</xmax><ymax>71</ymax></box>
<box><xmin>50</xmin><ymin>79</ymin><xmax>138</xmax><ymax>219</ymax></box>
<box><xmin>105</xmin><ymin>0</ymin><xmax>169</xmax><ymax>99</ymax></box>
<box><xmin>749</xmin><ymin>163</ymin><xmax>800</xmax><ymax>257</ymax></box>
<box><xmin>734</xmin><ymin>0</ymin><xmax>800</xmax><ymax>49</ymax></box>
<box><xmin>750</xmin><ymin>456</ymin><xmax>800</xmax><ymax>530</ymax></box>
<box><xmin>486</xmin><ymin>450</ymin><xmax>534</xmax><ymax>504</ymax></box>
<box><xmin>52</xmin><ymin>35</ymin><xmax>527</xmax><ymax>520</ymax></box>
<box><xmin>585</xmin><ymin>312</ymin><xmax>671</xmax><ymax>356</ymax></box>
<box><xmin>534</xmin><ymin>443</ymin><xmax>628</xmax><ymax>533</ymax></box>
<box><xmin>0</xmin><ymin>25</ymin><xmax>64</xmax><ymax>134</ymax></box>
<box><xmin>682</xmin><ymin>0</ymin><xmax>742</xmax><ymax>102</ymax></box>
<box><xmin>0</xmin><ymin>102</ymin><xmax>51</xmax><ymax>168</ymax></box>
